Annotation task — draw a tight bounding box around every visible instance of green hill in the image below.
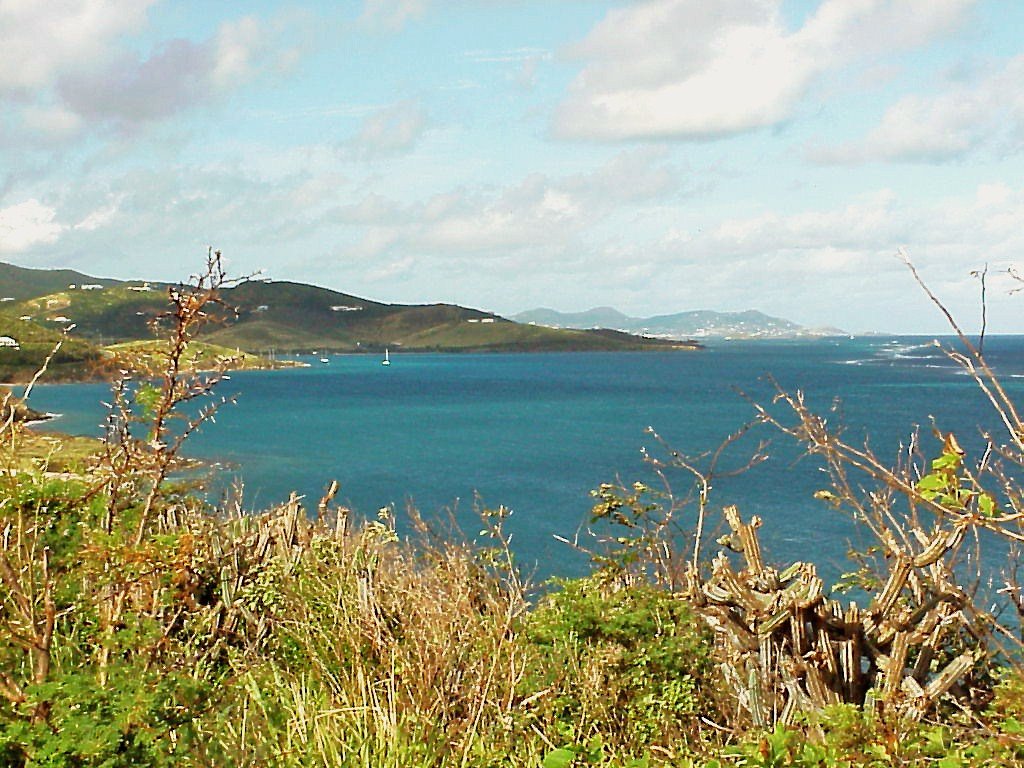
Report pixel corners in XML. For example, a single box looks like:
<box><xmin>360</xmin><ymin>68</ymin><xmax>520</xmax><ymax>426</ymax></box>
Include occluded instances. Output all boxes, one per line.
<box><xmin>102</xmin><ymin>340</ymin><xmax>300</xmax><ymax>375</ymax></box>
<box><xmin>0</xmin><ymin>262</ymin><xmax>125</xmax><ymax>301</ymax></box>
<box><xmin>204</xmin><ymin>283</ymin><xmax>694</xmax><ymax>352</ymax></box>
<box><xmin>0</xmin><ymin>311</ymin><xmax>104</xmax><ymax>382</ymax></box>
<box><xmin>1</xmin><ymin>264</ymin><xmax>702</xmax><ymax>358</ymax></box>
<box><xmin>9</xmin><ymin>284</ymin><xmax>168</xmax><ymax>343</ymax></box>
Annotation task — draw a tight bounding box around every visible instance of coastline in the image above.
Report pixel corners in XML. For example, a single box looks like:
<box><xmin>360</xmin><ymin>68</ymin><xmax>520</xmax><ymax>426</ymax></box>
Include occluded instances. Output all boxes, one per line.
<box><xmin>24</xmin><ymin>412</ymin><xmax>60</xmax><ymax>426</ymax></box>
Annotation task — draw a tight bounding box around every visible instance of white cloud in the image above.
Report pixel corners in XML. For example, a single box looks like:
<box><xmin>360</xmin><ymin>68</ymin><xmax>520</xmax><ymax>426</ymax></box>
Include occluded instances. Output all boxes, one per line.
<box><xmin>562</xmin><ymin>146</ymin><xmax>684</xmax><ymax>203</ymax></box>
<box><xmin>554</xmin><ymin>0</ymin><xmax>975</xmax><ymax>141</ymax></box>
<box><xmin>10</xmin><ymin>138</ymin><xmax>1024</xmax><ymax>333</ymax></box>
<box><xmin>464</xmin><ymin>46</ymin><xmax>552</xmax><ymax>89</ymax></box>
<box><xmin>0</xmin><ymin>156</ymin><xmax>354</xmax><ymax>280</ymax></box>
<box><xmin>701</xmin><ymin>190</ymin><xmax>904</xmax><ymax>255</ymax></box>
<box><xmin>1</xmin><ymin>6</ymin><xmax>308</xmax><ymax>140</ymax></box>
<box><xmin>351</xmin><ymin>100</ymin><xmax>429</xmax><ymax>157</ymax></box>
<box><xmin>0</xmin><ymin>200</ymin><xmax>65</xmax><ymax>254</ymax></box>
<box><xmin>55</xmin><ymin>16</ymin><xmax>305</xmax><ymax>130</ymax></box>
<box><xmin>212</xmin><ymin>16</ymin><xmax>277</xmax><ymax>89</ymax></box>
<box><xmin>57</xmin><ymin>39</ymin><xmax>217</xmax><ymax>125</ymax></box>
<box><xmin>358</xmin><ymin>0</ymin><xmax>552</xmax><ymax>32</ymax></box>
<box><xmin>0</xmin><ymin>0</ymin><xmax>155</xmax><ymax>94</ymax></box>
<box><xmin>797</xmin><ymin>0</ymin><xmax>973</xmax><ymax>60</ymax></box>
<box><xmin>73</xmin><ymin>201</ymin><xmax>121</xmax><ymax>232</ymax></box>
<box><xmin>353</xmin><ymin>228</ymin><xmax>404</xmax><ymax>260</ymax></box>
<box><xmin>333</xmin><ymin>194</ymin><xmax>404</xmax><ymax>224</ymax></box>
<box><xmin>327</xmin><ymin>147</ymin><xmax>688</xmax><ymax>259</ymax></box>
<box><xmin>19</xmin><ymin>105</ymin><xmax>84</xmax><ymax>141</ymax></box>
<box><xmin>637</xmin><ymin>183</ymin><xmax>1024</xmax><ymax>331</ymax></box>
<box><xmin>812</xmin><ymin>55</ymin><xmax>1024</xmax><ymax>163</ymax></box>
<box><xmin>360</xmin><ymin>0</ymin><xmax>429</xmax><ymax>30</ymax></box>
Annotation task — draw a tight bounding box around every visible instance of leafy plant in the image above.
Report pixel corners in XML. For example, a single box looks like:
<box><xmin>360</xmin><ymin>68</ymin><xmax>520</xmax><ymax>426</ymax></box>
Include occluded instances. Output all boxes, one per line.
<box><xmin>522</xmin><ymin>575</ymin><xmax>718</xmax><ymax>753</ymax></box>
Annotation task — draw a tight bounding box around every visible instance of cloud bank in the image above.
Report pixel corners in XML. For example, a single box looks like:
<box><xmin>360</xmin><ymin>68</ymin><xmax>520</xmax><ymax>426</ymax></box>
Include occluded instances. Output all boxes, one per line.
<box><xmin>553</xmin><ymin>0</ymin><xmax>974</xmax><ymax>141</ymax></box>
<box><xmin>1</xmin><ymin>2</ymin><xmax>306</xmax><ymax>141</ymax></box>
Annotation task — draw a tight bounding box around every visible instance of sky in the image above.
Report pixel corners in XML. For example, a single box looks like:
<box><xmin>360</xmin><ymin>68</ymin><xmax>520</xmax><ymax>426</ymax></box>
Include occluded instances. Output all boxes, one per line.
<box><xmin>2</xmin><ymin>0</ymin><xmax>1024</xmax><ymax>333</ymax></box>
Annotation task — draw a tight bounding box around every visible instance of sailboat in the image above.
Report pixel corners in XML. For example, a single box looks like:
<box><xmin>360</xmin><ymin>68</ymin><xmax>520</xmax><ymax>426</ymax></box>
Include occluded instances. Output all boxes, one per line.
<box><xmin>382</xmin><ymin>348</ymin><xmax>391</xmax><ymax>366</ymax></box>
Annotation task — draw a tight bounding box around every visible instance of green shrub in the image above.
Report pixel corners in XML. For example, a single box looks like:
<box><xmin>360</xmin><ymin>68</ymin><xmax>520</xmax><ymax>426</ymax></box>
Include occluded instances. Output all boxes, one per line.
<box><xmin>521</xmin><ymin>575</ymin><xmax>718</xmax><ymax>754</ymax></box>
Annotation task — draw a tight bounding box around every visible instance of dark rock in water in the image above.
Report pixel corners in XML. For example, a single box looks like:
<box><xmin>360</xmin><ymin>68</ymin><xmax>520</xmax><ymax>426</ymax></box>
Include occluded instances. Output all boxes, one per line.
<box><xmin>0</xmin><ymin>387</ymin><xmax>50</xmax><ymax>424</ymax></box>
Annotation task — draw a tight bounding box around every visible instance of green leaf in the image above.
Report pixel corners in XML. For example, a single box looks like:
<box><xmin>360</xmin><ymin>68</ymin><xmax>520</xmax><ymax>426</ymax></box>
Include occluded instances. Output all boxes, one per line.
<box><xmin>916</xmin><ymin>473</ymin><xmax>947</xmax><ymax>493</ymax></box>
<box><xmin>939</xmin><ymin>493</ymin><xmax>966</xmax><ymax>510</ymax></box>
<box><xmin>542</xmin><ymin>748</ymin><xmax>576</xmax><ymax>768</ymax></box>
<box><xmin>1004</xmin><ymin>716</ymin><xmax>1024</xmax><ymax>734</ymax></box>
<box><xmin>135</xmin><ymin>382</ymin><xmax>162</xmax><ymax>419</ymax></box>
<box><xmin>931</xmin><ymin>452</ymin><xmax>962</xmax><ymax>470</ymax></box>
<box><xmin>979</xmin><ymin>493</ymin><xmax>998</xmax><ymax>517</ymax></box>
<box><xmin>584</xmin><ymin>736</ymin><xmax>605</xmax><ymax>761</ymax></box>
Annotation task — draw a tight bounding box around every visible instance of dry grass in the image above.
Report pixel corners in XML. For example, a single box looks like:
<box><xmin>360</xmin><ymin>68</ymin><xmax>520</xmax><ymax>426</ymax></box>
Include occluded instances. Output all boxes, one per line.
<box><xmin>196</xmin><ymin>503</ymin><xmax>534</xmax><ymax>765</ymax></box>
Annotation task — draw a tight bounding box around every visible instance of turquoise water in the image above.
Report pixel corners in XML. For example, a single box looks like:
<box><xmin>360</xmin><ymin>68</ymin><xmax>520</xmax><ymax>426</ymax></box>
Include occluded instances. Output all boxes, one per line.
<box><xmin>24</xmin><ymin>336</ymin><xmax>1024</xmax><ymax>582</ymax></box>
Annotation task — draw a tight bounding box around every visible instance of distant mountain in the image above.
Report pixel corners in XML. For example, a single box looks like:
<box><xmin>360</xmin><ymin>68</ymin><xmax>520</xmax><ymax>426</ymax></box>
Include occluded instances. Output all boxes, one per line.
<box><xmin>515</xmin><ymin>306</ymin><xmax>632</xmax><ymax>329</ymax></box>
<box><xmin>0</xmin><ymin>262</ymin><xmax>125</xmax><ymax>301</ymax></box>
<box><xmin>513</xmin><ymin>307</ymin><xmax>844</xmax><ymax>339</ymax></box>
<box><xmin>0</xmin><ymin>264</ymin><xmax>702</xmax><ymax>381</ymax></box>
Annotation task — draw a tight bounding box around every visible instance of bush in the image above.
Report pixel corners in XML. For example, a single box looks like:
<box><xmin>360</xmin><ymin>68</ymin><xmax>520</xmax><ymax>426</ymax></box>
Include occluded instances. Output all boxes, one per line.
<box><xmin>521</xmin><ymin>575</ymin><xmax>718</xmax><ymax>754</ymax></box>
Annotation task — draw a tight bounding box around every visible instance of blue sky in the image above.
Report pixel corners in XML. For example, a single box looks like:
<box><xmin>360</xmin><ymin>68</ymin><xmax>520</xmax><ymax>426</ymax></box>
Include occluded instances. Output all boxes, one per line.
<box><xmin>2</xmin><ymin>0</ymin><xmax>1024</xmax><ymax>332</ymax></box>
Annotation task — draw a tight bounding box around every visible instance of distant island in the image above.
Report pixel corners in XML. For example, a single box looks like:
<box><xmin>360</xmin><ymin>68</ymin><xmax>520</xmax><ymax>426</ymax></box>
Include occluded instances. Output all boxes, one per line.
<box><xmin>0</xmin><ymin>263</ymin><xmax>702</xmax><ymax>383</ymax></box>
<box><xmin>513</xmin><ymin>306</ymin><xmax>846</xmax><ymax>339</ymax></box>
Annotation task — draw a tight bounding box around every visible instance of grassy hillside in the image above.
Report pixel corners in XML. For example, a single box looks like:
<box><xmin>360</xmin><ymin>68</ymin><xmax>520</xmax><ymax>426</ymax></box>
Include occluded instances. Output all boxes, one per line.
<box><xmin>393</xmin><ymin>320</ymin><xmax>698</xmax><ymax>351</ymax></box>
<box><xmin>3</xmin><ymin>265</ymin><xmax>702</xmax><ymax>355</ymax></box>
<box><xmin>0</xmin><ymin>311</ymin><xmax>104</xmax><ymax>382</ymax></box>
<box><xmin>0</xmin><ymin>330</ymin><xmax>300</xmax><ymax>385</ymax></box>
<box><xmin>205</xmin><ymin>282</ymin><xmax>524</xmax><ymax>351</ymax></box>
<box><xmin>0</xmin><ymin>262</ymin><xmax>124</xmax><ymax>301</ymax></box>
<box><xmin>103</xmin><ymin>340</ymin><xmax>300</xmax><ymax>375</ymax></box>
<box><xmin>10</xmin><ymin>285</ymin><xmax>168</xmax><ymax>343</ymax></box>
<box><xmin>201</xmin><ymin>279</ymin><xmax>382</xmax><ymax>350</ymax></box>
<box><xmin>1</xmin><ymin>425</ymin><xmax>103</xmax><ymax>472</ymax></box>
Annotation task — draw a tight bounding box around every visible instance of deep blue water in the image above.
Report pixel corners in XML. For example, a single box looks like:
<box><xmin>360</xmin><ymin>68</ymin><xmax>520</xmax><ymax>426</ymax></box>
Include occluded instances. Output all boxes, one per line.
<box><xmin>23</xmin><ymin>336</ymin><xmax>1024</xmax><ymax>584</ymax></box>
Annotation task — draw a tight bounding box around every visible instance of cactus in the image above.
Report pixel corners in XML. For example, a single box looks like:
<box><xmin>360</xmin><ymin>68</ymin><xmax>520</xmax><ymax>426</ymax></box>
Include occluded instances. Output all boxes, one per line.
<box><xmin>693</xmin><ymin>505</ymin><xmax>984</xmax><ymax>726</ymax></box>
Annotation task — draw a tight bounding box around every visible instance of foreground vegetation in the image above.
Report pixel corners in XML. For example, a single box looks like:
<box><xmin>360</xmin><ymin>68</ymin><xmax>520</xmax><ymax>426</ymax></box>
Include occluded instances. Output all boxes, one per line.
<box><xmin>3</xmin><ymin>253</ymin><xmax>1024</xmax><ymax>766</ymax></box>
<box><xmin>8</xmin><ymin>461</ymin><xmax>1024</xmax><ymax>768</ymax></box>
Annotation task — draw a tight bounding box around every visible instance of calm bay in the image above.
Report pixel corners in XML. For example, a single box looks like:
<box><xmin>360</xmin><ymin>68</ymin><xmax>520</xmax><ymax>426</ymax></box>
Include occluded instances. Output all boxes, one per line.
<box><xmin>25</xmin><ymin>336</ymin><xmax>1024</xmax><ymax>583</ymax></box>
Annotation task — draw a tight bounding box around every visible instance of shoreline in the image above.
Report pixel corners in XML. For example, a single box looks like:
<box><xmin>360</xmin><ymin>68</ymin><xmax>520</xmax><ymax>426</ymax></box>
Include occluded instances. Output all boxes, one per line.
<box><xmin>24</xmin><ymin>412</ymin><xmax>60</xmax><ymax>426</ymax></box>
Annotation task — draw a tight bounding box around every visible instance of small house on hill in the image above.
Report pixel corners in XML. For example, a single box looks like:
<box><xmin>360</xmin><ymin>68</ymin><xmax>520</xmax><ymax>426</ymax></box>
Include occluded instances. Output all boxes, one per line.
<box><xmin>0</xmin><ymin>336</ymin><xmax>20</xmax><ymax>349</ymax></box>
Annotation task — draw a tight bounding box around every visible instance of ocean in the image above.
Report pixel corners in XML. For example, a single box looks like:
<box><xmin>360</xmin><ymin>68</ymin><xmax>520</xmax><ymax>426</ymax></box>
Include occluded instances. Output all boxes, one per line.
<box><xmin>23</xmin><ymin>335</ymin><xmax>1024</xmax><ymax>585</ymax></box>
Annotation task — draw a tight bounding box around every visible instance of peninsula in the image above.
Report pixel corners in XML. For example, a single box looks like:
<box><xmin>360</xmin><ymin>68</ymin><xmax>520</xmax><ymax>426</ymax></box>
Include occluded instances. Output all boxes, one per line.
<box><xmin>0</xmin><ymin>262</ymin><xmax>701</xmax><ymax>382</ymax></box>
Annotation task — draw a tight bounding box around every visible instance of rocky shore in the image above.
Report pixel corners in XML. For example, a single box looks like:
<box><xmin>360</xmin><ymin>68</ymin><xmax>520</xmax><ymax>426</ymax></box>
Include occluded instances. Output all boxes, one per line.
<box><xmin>1</xmin><ymin>387</ymin><xmax>51</xmax><ymax>424</ymax></box>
